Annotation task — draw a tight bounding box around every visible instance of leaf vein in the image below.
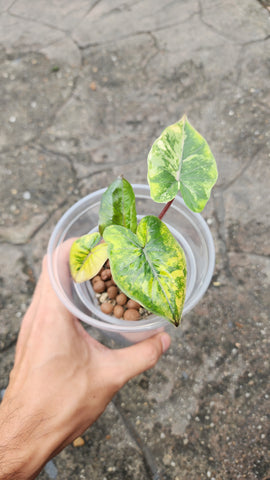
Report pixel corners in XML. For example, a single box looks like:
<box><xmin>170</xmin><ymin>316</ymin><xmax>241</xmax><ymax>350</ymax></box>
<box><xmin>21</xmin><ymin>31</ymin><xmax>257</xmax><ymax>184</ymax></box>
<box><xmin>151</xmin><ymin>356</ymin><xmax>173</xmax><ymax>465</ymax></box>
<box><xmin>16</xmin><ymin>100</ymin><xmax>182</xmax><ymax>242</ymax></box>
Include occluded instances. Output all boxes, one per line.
<box><xmin>143</xmin><ymin>248</ymin><xmax>175</xmax><ymax>317</ymax></box>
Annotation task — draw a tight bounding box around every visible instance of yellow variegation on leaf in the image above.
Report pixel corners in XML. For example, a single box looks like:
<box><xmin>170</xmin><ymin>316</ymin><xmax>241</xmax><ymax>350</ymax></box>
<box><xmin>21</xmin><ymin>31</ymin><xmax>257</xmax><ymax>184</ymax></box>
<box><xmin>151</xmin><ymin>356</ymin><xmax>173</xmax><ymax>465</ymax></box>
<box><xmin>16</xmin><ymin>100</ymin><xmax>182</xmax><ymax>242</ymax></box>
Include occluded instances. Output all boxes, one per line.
<box><xmin>103</xmin><ymin>216</ymin><xmax>187</xmax><ymax>326</ymax></box>
<box><xmin>147</xmin><ymin>114</ymin><xmax>218</xmax><ymax>212</ymax></box>
<box><xmin>69</xmin><ymin>233</ymin><xmax>108</xmax><ymax>283</ymax></box>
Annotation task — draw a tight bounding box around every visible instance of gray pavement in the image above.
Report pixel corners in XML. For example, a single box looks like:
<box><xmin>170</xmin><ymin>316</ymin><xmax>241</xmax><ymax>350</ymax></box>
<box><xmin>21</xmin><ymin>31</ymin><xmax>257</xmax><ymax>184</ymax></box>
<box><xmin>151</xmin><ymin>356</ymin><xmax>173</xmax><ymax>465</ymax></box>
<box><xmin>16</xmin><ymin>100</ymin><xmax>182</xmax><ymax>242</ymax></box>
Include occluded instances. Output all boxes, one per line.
<box><xmin>0</xmin><ymin>1</ymin><xmax>270</xmax><ymax>479</ymax></box>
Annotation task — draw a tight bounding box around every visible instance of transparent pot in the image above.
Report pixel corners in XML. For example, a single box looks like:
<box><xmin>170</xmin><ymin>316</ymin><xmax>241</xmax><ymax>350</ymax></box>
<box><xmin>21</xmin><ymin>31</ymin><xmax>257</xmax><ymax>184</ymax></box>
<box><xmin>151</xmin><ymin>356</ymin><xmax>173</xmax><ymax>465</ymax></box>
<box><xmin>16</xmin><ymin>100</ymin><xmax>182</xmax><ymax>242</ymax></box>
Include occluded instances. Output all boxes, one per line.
<box><xmin>47</xmin><ymin>185</ymin><xmax>215</xmax><ymax>346</ymax></box>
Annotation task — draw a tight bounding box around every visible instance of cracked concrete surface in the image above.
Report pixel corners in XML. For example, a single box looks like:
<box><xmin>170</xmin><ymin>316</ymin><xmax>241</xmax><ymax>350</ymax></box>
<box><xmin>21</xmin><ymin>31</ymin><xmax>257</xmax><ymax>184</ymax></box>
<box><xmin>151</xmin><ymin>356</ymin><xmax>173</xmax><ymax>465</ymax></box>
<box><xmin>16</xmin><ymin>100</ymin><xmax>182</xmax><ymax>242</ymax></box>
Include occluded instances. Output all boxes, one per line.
<box><xmin>0</xmin><ymin>0</ymin><xmax>270</xmax><ymax>479</ymax></box>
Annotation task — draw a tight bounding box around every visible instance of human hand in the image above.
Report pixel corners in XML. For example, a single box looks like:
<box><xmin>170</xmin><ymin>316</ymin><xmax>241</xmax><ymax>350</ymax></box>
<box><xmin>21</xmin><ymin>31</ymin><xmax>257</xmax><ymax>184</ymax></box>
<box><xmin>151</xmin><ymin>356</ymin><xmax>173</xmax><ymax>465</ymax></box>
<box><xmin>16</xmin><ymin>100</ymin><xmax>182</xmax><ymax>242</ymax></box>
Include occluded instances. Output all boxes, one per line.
<box><xmin>0</xmin><ymin>256</ymin><xmax>170</xmax><ymax>480</ymax></box>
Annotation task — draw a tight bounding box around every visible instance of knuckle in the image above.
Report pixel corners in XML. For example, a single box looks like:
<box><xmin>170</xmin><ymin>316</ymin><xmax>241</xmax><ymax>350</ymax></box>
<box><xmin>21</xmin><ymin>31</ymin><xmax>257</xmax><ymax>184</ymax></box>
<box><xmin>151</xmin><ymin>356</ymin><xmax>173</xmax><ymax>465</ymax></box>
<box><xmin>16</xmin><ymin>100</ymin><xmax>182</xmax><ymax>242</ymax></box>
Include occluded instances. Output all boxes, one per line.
<box><xmin>146</xmin><ymin>342</ymin><xmax>160</xmax><ymax>368</ymax></box>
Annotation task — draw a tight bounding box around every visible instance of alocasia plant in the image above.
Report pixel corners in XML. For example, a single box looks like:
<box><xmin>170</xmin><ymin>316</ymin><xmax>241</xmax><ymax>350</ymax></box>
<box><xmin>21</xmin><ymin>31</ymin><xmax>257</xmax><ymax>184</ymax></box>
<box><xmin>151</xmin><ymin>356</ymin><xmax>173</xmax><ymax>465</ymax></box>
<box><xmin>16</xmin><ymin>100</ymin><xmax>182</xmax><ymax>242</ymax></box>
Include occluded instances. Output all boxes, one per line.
<box><xmin>69</xmin><ymin>115</ymin><xmax>218</xmax><ymax>326</ymax></box>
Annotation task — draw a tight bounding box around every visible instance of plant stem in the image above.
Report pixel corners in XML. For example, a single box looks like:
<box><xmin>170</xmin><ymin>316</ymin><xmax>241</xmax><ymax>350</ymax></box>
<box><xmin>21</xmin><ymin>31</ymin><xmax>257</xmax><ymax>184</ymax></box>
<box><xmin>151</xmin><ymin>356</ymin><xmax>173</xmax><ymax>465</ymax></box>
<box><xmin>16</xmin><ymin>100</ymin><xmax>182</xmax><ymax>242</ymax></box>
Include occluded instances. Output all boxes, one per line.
<box><xmin>158</xmin><ymin>198</ymin><xmax>175</xmax><ymax>220</ymax></box>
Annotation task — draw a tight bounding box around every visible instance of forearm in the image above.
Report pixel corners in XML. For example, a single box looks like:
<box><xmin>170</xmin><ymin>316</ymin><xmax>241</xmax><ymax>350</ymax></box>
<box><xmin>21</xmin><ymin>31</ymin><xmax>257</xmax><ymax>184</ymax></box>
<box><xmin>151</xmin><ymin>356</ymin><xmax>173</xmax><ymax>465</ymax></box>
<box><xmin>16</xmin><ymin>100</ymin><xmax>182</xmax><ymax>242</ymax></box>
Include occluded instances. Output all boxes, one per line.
<box><xmin>0</xmin><ymin>398</ymin><xmax>54</xmax><ymax>480</ymax></box>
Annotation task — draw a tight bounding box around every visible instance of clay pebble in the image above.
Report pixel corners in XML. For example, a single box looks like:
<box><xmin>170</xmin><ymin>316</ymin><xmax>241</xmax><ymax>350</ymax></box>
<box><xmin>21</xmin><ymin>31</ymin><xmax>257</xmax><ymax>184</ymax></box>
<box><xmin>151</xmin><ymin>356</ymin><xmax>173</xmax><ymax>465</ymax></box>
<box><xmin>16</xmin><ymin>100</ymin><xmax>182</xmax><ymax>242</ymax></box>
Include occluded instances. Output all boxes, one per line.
<box><xmin>91</xmin><ymin>261</ymin><xmax>150</xmax><ymax>321</ymax></box>
<box><xmin>93</xmin><ymin>280</ymin><xmax>105</xmax><ymax>293</ymax></box>
<box><xmin>107</xmin><ymin>285</ymin><xmax>118</xmax><ymax>299</ymax></box>
<box><xmin>101</xmin><ymin>302</ymin><xmax>114</xmax><ymax>314</ymax></box>
<box><xmin>116</xmin><ymin>293</ymin><xmax>127</xmax><ymax>305</ymax></box>
<box><xmin>126</xmin><ymin>299</ymin><xmax>140</xmax><ymax>310</ymax></box>
<box><xmin>124</xmin><ymin>309</ymin><xmax>141</xmax><ymax>321</ymax></box>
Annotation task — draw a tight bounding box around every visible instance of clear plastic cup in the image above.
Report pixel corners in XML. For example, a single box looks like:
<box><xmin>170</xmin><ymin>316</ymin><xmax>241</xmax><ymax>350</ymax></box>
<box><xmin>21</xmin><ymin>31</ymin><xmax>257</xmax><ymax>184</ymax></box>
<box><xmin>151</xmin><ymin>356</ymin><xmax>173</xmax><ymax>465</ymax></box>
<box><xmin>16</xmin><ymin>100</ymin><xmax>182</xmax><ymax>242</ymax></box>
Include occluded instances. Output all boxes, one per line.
<box><xmin>47</xmin><ymin>184</ymin><xmax>215</xmax><ymax>346</ymax></box>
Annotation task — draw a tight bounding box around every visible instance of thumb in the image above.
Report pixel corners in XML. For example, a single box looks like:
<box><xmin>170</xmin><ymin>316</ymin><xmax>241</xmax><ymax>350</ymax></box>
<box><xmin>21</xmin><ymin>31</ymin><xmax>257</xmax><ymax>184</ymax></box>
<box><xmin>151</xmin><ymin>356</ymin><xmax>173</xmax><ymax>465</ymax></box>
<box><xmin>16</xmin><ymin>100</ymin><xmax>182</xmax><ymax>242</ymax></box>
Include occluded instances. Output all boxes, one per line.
<box><xmin>114</xmin><ymin>332</ymin><xmax>171</xmax><ymax>384</ymax></box>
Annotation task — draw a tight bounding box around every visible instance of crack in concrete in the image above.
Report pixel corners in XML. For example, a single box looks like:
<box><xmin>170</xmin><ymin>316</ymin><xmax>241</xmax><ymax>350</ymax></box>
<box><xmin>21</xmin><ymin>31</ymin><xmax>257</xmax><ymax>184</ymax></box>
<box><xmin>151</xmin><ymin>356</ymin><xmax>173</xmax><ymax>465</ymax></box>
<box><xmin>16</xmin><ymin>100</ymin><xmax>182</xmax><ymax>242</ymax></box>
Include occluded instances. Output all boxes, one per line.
<box><xmin>235</xmin><ymin>44</ymin><xmax>246</xmax><ymax>86</ymax></box>
<box><xmin>257</xmin><ymin>0</ymin><xmax>270</xmax><ymax>12</ymax></box>
<box><xmin>5</xmin><ymin>10</ymin><xmax>85</xmax><ymax>68</ymax></box>
<box><xmin>5</xmin><ymin>0</ymin><xmax>17</xmax><ymax>13</ymax></box>
<box><xmin>75</xmin><ymin>11</ymin><xmax>199</xmax><ymax>50</ymax></box>
<box><xmin>77</xmin><ymin>167</ymin><xmax>112</xmax><ymax>182</ymax></box>
<box><xmin>41</xmin><ymin>70</ymin><xmax>81</xmax><ymax>123</ymax></box>
<box><xmin>37</xmin><ymin>34</ymin><xmax>83</xmax><ymax>69</ymax></box>
<box><xmin>113</xmin><ymin>392</ymin><xmax>165</xmax><ymax>480</ymax></box>
<box><xmin>241</xmin><ymin>34</ymin><xmax>270</xmax><ymax>46</ymax></box>
<box><xmin>0</xmin><ymin>215</ymin><xmax>49</xmax><ymax>247</ymax></box>
<box><xmin>134</xmin><ymin>31</ymin><xmax>160</xmax><ymax>80</ymax></box>
<box><xmin>0</xmin><ymin>145</ymin><xmax>79</xmax><ymax>248</ymax></box>
<box><xmin>0</xmin><ymin>54</ymin><xmax>80</xmax><ymax>155</ymax></box>
<box><xmin>198</xmin><ymin>0</ymin><xmax>237</xmax><ymax>45</ymax></box>
<box><xmin>220</xmin><ymin>145</ymin><xmax>263</xmax><ymax>193</ymax></box>
<box><xmin>142</xmin><ymin>32</ymin><xmax>160</xmax><ymax>67</ymax></box>
<box><xmin>33</xmin><ymin>143</ymin><xmax>80</xmax><ymax>188</ymax></box>
<box><xmin>229</xmin><ymin>249</ymin><xmax>270</xmax><ymax>260</ymax></box>
<box><xmin>16</xmin><ymin>144</ymin><xmax>82</xmax><ymax>244</ymax></box>
<box><xmin>71</xmin><ymin>0</ymin><xmax>103</xmax><ymax>33</ymax></box>
<box><xmin>7</xmin><ymin>11</ymin><xmax>67</xmax><ymax>34</ymax></box>
<box><xmin>198</xmin><ymin>0</ymin><xmax>269</xmax><ymax>46</ymax></box>
<box><xmin>21</xmin><ymin>197</ymin><xmax>72</xmax><ymax>245</ymax></box>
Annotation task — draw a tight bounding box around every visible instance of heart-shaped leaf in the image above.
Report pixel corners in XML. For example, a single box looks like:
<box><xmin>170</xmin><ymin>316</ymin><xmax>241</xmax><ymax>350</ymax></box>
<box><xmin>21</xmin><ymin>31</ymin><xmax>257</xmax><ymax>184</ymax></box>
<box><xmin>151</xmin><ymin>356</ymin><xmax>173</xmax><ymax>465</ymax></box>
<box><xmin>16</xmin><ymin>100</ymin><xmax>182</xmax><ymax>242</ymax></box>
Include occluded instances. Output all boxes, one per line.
<box><xmin>99</xmin><ymin>176</ymin><xmax>137</xmax><ymax>235</ymax></box>
<box><xmin>69</xmin><ymin>232</ymin><xmax>108</xmax><ymax>283</ymax></box>
<box><xmin>147</xmin><ymin>115</ymin><xmax>218</xmax><ymax>212</ymax></box>
<box><xmin>103</xmin><ymin>216</ymin><xmax>187</xmax><ymax>326</ymax></box>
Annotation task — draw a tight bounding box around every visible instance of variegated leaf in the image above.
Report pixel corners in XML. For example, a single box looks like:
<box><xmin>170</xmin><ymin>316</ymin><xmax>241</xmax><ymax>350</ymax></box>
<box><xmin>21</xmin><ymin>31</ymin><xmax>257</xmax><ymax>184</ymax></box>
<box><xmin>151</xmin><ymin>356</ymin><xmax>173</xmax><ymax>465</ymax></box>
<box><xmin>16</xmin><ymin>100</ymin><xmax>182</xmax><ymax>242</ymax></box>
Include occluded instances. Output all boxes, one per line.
<box><xmin>69</xmin><ymin>233</ymin><xmax>108</xmax><ymax>283</ymax></box>
<box><xmin>103</xmin><ymin>216</ymin><xmax>187</xmax><ymax>326</ymax></box>
<box><xmin>147</xmin><ymin>115</ymin><xmax>218</xmax><ymax>212</ymax></box>
<box><xmin>99</xmin><ymin>176</ymin><xmax>137</xmax><ymax>235</ymax></box>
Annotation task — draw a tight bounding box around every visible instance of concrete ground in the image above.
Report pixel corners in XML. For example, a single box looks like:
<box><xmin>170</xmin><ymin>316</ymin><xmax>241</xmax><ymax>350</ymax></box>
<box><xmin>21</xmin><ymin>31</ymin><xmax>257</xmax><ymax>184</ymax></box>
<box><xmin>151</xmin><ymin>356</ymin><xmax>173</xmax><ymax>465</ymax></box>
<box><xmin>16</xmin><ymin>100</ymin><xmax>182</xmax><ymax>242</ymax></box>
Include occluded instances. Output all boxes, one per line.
<box><xmin>0</xmin><ymin>1</ymin><xmax>269</xmax><ymax>479</ymax></box>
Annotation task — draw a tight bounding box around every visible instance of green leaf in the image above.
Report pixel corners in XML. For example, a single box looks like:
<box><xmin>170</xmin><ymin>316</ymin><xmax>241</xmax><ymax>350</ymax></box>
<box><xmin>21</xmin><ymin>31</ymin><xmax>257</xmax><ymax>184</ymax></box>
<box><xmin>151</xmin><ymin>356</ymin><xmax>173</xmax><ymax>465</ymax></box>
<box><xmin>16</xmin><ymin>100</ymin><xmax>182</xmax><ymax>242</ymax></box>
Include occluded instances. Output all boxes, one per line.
<box><xmin>103</xmin><ymin>216</ymin><xmax>187</xmax><ymax>326</ymax></box>
<box><xmin>147</xmin><ymin>115</ymin><xmax>218</xmax><ymax>212</ymax></box>
<box><xmin>99</xmin><ymin>177</ymin><xmax>137</xmax><ymax>235</ymax></box>
<box><xmin>69</xmin><ymin>233</ymin><xmax>108</xmax><ymax>283</ymax></box>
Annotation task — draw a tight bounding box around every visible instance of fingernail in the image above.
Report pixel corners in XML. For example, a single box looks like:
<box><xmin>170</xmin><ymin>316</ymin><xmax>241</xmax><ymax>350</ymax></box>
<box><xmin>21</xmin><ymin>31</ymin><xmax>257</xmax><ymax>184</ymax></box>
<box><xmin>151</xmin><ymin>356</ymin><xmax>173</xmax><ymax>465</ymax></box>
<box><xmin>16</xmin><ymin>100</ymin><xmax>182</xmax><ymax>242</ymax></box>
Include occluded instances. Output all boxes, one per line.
<box><xmin>161</xmin><ymin>333</ymin><xmax>171</xmax><ymax>353</ymax></box>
